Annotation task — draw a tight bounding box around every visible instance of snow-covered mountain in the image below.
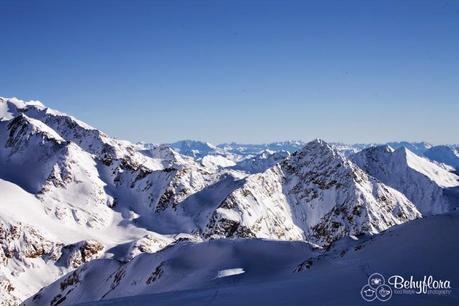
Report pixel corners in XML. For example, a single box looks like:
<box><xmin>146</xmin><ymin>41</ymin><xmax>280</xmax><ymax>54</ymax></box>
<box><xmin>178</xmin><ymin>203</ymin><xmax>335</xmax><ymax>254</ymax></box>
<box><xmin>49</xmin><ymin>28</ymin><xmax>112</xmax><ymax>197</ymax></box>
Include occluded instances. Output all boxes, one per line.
<box><xmin>0</xmin><ymin>98</ymin><xmax>214</xmax><ymax>304</ymax></box>
<box><xmin>0</xmin><ymin>113</ymin><xmax>116</xmax><ymax>229</ymax></box>
<box><xmin>203</xmin><ymin>140</ymin><xmax>420</xmax><ymax>246</ymax></box>
<box><xmin>350</xmin><ymin>145</ymin><xmax>459</xmax><ymax>215</ymax></box>
<box><xmin>0</xmin><ymin>96</ymin><xmax>455</xmax><ymax>306</ymax></box>
<box><xmin>0</xmin><ymin>98</ymin><xmax>215</xmax><ymax>229</ymax></box>
<box><xmin>149</xmin><ymin>140</ymin><xmax>436</xmax><ymax>166</ymax></box>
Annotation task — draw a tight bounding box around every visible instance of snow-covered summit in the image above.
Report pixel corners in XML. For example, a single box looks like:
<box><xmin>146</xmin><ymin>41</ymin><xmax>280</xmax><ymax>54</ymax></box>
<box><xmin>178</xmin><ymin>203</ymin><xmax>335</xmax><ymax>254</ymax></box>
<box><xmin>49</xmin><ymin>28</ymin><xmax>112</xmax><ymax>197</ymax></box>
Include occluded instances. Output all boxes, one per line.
<box><xmin>0</xmin><ymin>97</ymin><xmax>94</xmax><ymax>130</ymax></box>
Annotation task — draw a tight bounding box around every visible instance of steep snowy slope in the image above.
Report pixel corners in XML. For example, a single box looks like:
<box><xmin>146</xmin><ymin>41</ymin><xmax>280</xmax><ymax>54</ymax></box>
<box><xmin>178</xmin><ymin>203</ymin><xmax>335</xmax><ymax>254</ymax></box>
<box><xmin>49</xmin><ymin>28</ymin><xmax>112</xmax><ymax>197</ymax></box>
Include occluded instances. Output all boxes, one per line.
<box><xmin>0</xmin><ymin>178</ymin><xmax>71</xmax><ymax>305</ymax></box>
<box><xmin>0</xmin><ymin>114</ymin><xmax>115</xmax><ymax>229</ymax></box>
<box><xmin>0</xmin><ymin>98</ymin><xmax>217</xmax><ymax>229</ymax></box>
<box><xmin>0</xmin><ymin>178</ymin><xmax>166</xmax><ymax>305</ymax></box>
<box><xmin>351</xmin><ymin>146</ymin><xmax>459</xmax><ymax>214</ymax></box>
<box><xmin>424</xmin><ymin>145</ymin><xmax>459</xmax><ymax>170</ymax></box>
<box><xmin>26</xmin><ymin>212</ymin><xmax>459</xmax><ymax>306</ymax></box>
<box><xmin>203</xmin><ymin>140</ymin><xmax>420</xmax><ymax>246</ymax></box>
<box><xmin>0</xmin><ymin>114</ymin><xmax>67</xmax><ymax>193</ymax></box>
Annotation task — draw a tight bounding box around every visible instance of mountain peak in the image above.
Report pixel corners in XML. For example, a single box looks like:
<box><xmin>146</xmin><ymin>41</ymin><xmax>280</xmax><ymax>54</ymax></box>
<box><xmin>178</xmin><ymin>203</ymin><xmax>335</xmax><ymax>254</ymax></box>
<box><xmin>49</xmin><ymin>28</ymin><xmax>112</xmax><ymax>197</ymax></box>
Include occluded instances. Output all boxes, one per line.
<box><xmin>6</xmin><ymin>113</ymin><xmax>65</xmax><ymax>145</ymax></box>
<box><xmin>309</xmin><ymin>138</ymin><xmax>328</xmax><ymax>146</ymax></box>
<box><xmin>290</xmin><ymin>139</ymin><xmax>343</xmax><ymax>167</ymax></box>
<box><xmin>299</xmin><ymin>138</ymin><xmax>334</xmax><ymax>153</ymax></box>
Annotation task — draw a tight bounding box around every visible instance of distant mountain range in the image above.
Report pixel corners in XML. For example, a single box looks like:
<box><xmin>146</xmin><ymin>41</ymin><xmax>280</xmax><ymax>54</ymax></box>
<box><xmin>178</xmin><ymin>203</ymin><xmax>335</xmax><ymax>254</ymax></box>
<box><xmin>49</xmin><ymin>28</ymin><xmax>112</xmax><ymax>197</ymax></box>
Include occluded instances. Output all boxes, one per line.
<box><xmin>146</xmin><ymin>139</ymin><xmax>459</xmax><ymax>170</ymax></box>
<box><xmin>0</xmin><ymin>97</ymin><xmax>458</xmax><ymax>306</ymax></box>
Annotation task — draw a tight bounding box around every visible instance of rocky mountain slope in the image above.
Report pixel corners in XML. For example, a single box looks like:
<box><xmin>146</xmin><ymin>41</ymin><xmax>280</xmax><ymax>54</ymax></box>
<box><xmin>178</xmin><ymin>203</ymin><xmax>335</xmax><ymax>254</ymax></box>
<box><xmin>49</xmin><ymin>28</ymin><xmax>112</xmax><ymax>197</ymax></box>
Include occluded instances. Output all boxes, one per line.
<box><xmin>203</xmin><ymin>140</ymin><xmax>420</xmax><ymax>246</ymax></box>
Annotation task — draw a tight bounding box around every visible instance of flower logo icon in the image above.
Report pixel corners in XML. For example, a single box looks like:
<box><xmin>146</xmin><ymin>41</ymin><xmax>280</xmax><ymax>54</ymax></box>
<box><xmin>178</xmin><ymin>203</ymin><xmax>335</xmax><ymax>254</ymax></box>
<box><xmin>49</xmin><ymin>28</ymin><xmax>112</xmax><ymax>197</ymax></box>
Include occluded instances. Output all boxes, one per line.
<box><xmin>368</xmin><ymin>273</ymin><xmax>385</xmax><ymax>289</ymax></box>
<box><xmin>361</xmin><ymin>273</ymin><xmax>392</xmax><ymax>302</ymax></box>
<box><xmin>371</xmin><ymin>277</ymin><xmax>382</xmax><ymax>286</ymax></box>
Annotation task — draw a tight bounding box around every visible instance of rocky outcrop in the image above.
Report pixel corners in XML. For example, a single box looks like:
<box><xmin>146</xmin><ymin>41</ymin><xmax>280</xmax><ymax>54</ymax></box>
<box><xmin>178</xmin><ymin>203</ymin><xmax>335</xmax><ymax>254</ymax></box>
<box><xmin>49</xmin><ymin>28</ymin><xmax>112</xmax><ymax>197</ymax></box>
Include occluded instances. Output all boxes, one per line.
<box><xmin>57</xmin><ymin>240</ymin><xmax>104</xmax><ymax>269</ymax></box>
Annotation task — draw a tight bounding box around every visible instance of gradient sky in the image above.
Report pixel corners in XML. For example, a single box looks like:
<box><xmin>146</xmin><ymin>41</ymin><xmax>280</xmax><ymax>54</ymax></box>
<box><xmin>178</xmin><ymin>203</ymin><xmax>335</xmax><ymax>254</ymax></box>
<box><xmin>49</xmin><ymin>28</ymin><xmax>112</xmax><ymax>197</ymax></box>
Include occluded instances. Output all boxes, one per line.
<box><xmin>0</xmin><ymin>0</ymin><xmax>458</xmax><ymax>144</ymax></box>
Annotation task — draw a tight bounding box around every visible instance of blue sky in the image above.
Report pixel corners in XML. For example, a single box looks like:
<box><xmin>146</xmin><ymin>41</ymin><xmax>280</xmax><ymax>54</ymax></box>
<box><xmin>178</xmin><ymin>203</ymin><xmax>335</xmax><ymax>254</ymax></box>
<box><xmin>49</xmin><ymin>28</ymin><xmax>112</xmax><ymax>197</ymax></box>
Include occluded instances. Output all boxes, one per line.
<box><xmin>0</xmin><ymin>0</ymin><xmax>458</xmax><ymax>144</ymax></box>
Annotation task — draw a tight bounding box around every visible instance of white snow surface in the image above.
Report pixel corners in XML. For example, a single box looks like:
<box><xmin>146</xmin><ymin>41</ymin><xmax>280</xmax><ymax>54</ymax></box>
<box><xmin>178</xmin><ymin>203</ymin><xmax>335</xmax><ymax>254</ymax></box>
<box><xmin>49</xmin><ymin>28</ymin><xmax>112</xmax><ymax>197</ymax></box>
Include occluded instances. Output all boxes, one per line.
<box><xmin>26</xmin><ymin>212</ymin><xmax>459</xmax><ymax>306</ymax></box>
